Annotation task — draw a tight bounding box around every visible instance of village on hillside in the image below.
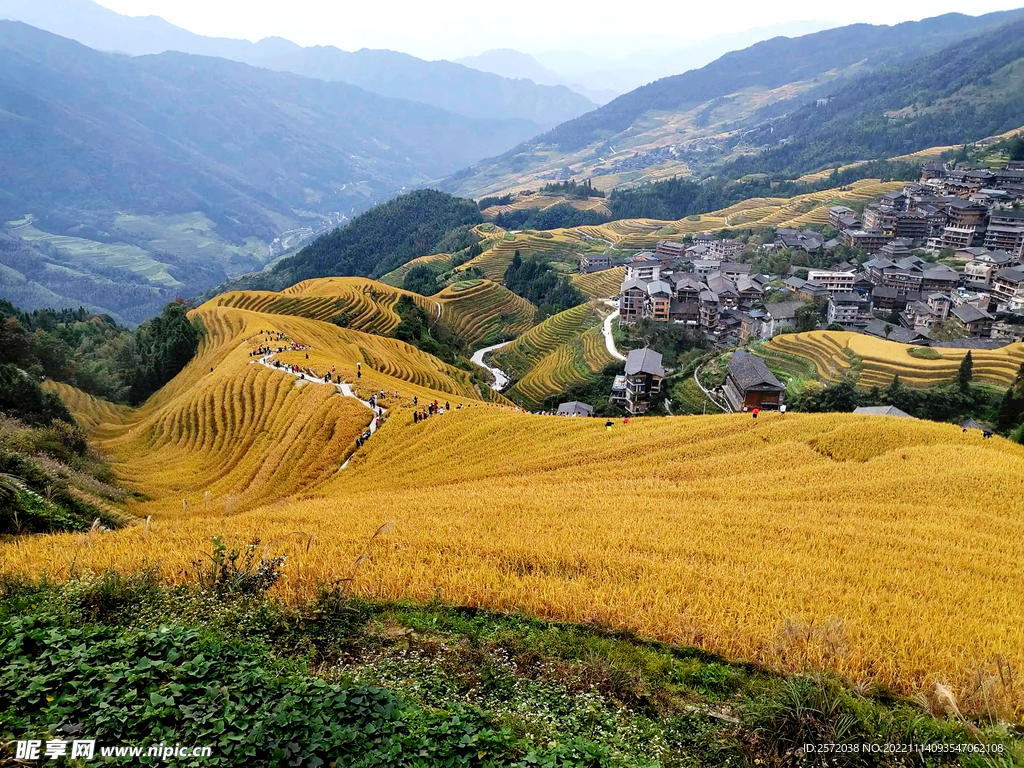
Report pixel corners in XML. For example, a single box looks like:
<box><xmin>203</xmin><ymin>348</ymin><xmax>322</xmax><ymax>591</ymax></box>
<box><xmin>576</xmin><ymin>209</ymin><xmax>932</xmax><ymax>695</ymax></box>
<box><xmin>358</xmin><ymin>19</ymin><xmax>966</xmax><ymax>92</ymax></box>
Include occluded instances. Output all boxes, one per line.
<box><xmin>586</xmin><ymin>160</ymin><xmax>1024</xmax><ymax>415</ymax></box>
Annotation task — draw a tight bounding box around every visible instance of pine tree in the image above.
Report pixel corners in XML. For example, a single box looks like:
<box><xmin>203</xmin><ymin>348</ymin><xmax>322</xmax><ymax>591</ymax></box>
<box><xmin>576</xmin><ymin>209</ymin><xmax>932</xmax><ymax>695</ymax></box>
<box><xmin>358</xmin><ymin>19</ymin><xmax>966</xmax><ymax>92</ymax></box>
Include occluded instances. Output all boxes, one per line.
<box><xmin>957</xmin><ymin>351</ymin><xmax>973</xmax><ymax>392</ymax></box>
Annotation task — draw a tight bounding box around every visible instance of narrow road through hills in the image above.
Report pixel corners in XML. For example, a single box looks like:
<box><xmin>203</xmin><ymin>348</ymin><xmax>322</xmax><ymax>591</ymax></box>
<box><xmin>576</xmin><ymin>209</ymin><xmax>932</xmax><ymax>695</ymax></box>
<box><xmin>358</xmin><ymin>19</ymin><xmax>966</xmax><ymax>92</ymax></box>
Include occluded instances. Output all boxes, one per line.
<box><xmin>254</xmin><ymin>352</ymin><xmax>385</xmax><ymax>466</ymax></box>
<box><xmin>257</xmin><ymin>353</ymin><xmax>386</xmax><ymax>468</ymax></box>
<box><xmin>602</xmin><ymin>301</ymin><xmax>626</xmax><ymax>362</ymax></box>
<box><xmin>470</xmin><ymin>340</ymin><xmax>513</xmax><ymax>390</ymax></box>
<box><xmin>258</xmin><ymin>353</ymin><xmax>384</xmax><ymax>429</ymax></box>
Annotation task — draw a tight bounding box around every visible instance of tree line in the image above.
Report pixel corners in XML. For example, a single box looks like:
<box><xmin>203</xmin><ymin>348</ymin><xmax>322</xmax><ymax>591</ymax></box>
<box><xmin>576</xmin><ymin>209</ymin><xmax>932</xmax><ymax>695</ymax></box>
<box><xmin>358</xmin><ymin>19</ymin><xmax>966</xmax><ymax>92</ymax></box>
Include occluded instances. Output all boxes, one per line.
<box><xmin>503</xmin><ymin>252</ymin><xmax>585</xmax><ymax>319</ymax></box>
<box><xmin>790</xmin><ymin>357</ymin><xmax>1024</xmax><ymax>440</ymax></box>
<box><xmin>0</xmin><ymin>299</ymin><xmax>202</xmax><ymax>409</ymax></box>
<box><xmin>493</xmin><ymin>204</ymin><xmax>609</xmax><ymax>231</ymax></box>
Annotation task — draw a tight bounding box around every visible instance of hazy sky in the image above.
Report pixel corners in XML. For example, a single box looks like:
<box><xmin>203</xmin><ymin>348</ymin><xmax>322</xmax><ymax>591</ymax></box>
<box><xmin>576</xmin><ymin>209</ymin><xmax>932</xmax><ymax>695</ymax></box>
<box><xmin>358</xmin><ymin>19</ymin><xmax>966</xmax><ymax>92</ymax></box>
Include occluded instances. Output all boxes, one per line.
<box><xmin>92</xmin><ymin>0</ymin><xmax>1024</xmax><ymax>61</ymax></box>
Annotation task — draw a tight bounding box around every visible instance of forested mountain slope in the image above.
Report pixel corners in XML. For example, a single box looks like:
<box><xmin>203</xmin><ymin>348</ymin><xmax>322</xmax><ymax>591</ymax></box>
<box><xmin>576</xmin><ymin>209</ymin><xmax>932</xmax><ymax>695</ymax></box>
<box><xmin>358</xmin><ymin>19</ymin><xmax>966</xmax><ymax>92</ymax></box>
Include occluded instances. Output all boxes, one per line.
<box><xmin>0</xmin><ymin>22</ymin><xmax>533</xmax><ymax>229</ymax></box>
<box><xmin>719</xmin><ymin>19</ymin><xmax>1024</xmax><ymax>177</ymax></box>
<box><xmin>0</xmin><ymin>22</ymin><xmax>538</xmax><ymax>319</ymax></box>
<box><xmin>205</xmin><ymin>191</ymin><xmax>484</xmax><ymax>296</ymax></box>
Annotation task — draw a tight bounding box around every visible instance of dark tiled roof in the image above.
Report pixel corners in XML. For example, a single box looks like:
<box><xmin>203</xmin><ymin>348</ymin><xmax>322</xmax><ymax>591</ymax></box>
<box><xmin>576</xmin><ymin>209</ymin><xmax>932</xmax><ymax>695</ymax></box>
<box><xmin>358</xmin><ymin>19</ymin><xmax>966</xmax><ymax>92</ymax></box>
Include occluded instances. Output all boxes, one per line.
<box><xmin>557</xmin><ymin>401</ymin><xmax>594</xmax><ymax>416</ymax></box>
<box><xmin>620</xmin><ymin>277</ymin><xmax>648</xmax><ymax>293</ymax></box>
<box><xmin>931</xmin><ymin>337</ymin><xmax>1008</xmax><ymax>349</ymax></box>
<box><xmin>990</xmin><ymin>208</ymin><xmax>1024</xmax><ymax>220</ymax></box>
<box><xmin>646</xmin><ymin>279</ymin><xmax>673</xmax><ymax>296</ymax></box>
<box><xmin>863</xmin><ymin>320</ymin><xmax>925</xmax><ymax>344</ymax></box>
<box><xmin>830</xmin><ymin>292</ymin><xmax>867</xmax><ymax>305</ymax></box>
<box><xmin>672</xmin><ymin>274</ymin><xmax>702</xmax><ymax>291</ymax></box>
<box><xmin>950</xmin><ymin>304</ymin><xmax>992</xmax><ymax>324</ymax></box>
<box><xmin>727</xmin><ymin>350</ymin><xmax>784</xmax><ymax>392</ymax></box>
<box><xmin>624</xmin><ymin>348</ymin><xmax>665</xmax><ymax>377</ymax></box>
<box><xmin>765</xmin><ymin>300</ymin><xmax>805</xmax><ymax>320</ymax></box>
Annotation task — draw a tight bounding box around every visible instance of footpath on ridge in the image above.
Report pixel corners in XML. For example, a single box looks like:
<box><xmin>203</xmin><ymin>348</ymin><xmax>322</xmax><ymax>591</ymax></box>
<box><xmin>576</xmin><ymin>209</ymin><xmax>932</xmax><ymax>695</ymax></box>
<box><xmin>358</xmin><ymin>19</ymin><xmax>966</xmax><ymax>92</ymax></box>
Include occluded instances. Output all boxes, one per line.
<box><xmin>256</xmin><ymin>348</ymin><xmax>387</xmax><ymax>468</ymax></box>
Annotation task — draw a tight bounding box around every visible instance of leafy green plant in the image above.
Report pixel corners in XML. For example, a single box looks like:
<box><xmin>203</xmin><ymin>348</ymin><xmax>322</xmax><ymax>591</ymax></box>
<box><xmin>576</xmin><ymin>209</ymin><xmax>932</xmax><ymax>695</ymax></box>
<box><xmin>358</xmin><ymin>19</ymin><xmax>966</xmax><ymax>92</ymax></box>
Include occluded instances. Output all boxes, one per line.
<box><xmin>189</xmin><ymin>537</ymin><xmax>286</xmax><ymax>597</ymax></box>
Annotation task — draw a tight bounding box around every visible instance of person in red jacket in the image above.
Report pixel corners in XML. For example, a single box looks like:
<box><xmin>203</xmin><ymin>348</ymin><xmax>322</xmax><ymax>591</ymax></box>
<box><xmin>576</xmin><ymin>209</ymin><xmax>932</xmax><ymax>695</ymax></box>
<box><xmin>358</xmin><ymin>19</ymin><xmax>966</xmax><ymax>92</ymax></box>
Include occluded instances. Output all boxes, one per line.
<box><xmin>752</xmin><ymin>407</ymin><xmax>760</xmax><ymax>420</ymax></box>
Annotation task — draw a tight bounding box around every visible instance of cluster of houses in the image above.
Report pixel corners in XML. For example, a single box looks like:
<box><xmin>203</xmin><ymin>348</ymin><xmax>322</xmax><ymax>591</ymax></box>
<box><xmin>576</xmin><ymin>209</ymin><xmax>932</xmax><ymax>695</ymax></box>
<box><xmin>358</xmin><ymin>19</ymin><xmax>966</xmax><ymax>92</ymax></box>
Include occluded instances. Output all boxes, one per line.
<box><xmin>832</xmin><ymin>161</ymin><xmax>1024</xmax><ymax>315</ymax></box>
<box><xmin>834</xmin><ymin>162</ymin><xmax>1024</xmax><ymax>258</ymax></box>
<box><xmin>603</xmin><ymin>345</ymin><xmax>787</xmax><ymax>415</ymax></box>
<box><xmin>584</xmin><ymin>160</ymin><xmax>1024</xmax><ymax>350</ymax></box>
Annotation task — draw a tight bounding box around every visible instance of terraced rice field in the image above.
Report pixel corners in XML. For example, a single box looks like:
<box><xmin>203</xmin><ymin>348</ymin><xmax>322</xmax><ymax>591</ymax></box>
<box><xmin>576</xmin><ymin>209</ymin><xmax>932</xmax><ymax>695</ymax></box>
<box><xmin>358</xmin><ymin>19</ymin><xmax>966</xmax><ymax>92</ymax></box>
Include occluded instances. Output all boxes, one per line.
<box><xmin>459</xmin><ymin>230</ymin><xmax>590</xmax><ymax>281</ymax></box>
<box><xmin>481</xmin><ymin>193</ymin><xmax>611</xmax><ymax>219</ymax></box>
<box><xmin>378</xmin><ymin>253</ymin><xmax>453</xmax><ymax>288</ymax></box>
<box><xmin>44</xmin><ymin>382</ymin><xmax>134</xmax><ymax>434</ymax></box>
<box><xmin>669</xmin><ymin>376</ymin><xmax>725</xmax><ymax>415</ymax></box>
<box><xmin>380</xmin><ymin>178</ymin><xmax>901</xmax><ymax>306</ymax></box>
<box><xmin>9</xmin><ymin>339</ymin><xmax>1024</xmax><ymax>720</ymax></box>
<box><xmin>508</xmin><ymin>324</ymin><xmax>615</xmax><ymax>409</ymax></box>
<box><xmin>436</xmin><ymin>279</ymin><xmax>537</xmax><ymax>346</ymax></box>
<box><xmin>210</xmin><ymin>278</ymin><xmax>435</xmax><ymax>336</ymax></box>
<box><xmin>45</xmin><ymin>305</ymin><xmax>509</xmax><ymax>512</ymax></box>
<box><xmin>10</xmin><ymin>221</ymin><xmax>182</xmax><ymax>287</ymax></box>
<box><xmin>491</xmin><ymin>302</ymin><xmax>606</xmax><ymax>382</ymax></box>
<box><xmin>767</xmin><ymin>331</ymin><xmax>1024</xmax><ymax>389</ymax></box>
<box><xmin>573</xmin><ymin>179</ymin><xmax>906</xmax><ymax>250</ymax></box>
<box><xmin>748</xmin><ymin>343</ymin><xmax>819</xmax><ymax>392</ymax></box>
<box><xmin>570</xmin><ymin>268</ymin><xmax>626</xmax><ymax>299</ymax></box>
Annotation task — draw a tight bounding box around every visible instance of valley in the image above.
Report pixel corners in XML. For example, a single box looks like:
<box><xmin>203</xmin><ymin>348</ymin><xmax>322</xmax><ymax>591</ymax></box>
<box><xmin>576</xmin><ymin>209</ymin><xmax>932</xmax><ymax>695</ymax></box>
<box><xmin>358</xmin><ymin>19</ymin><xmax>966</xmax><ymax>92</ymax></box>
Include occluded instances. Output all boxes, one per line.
<box><xmin>5</xmin><ymin>4</ymin><xmax>1024</xmax><ymax>764</ymax></box>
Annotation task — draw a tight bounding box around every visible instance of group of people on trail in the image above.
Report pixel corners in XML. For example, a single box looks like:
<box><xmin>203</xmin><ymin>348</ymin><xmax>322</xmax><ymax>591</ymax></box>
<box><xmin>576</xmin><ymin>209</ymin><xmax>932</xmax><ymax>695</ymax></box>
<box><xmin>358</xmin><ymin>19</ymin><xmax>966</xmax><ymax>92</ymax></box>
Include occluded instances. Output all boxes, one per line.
<box><xmin>251</xmin><ymin>330</ymin><xmax>304</xmax><ymax>359</ymax></box>
<box><xmin>355</xmin><ymin>429</ymin><xmax>373</xmax><ymax>448</ymax></box>
<box><xmin>369</xmin><ymin>390</ymin><xmax>388</xmax><ymax>417</ymax></box>
<box><xmin>257</xmin><ymin>330</ymin><xmax>288</xmax><ymax>341</ymax></box>
<box><xmin>413</xmin><ymin>400</ymin><xmax>448</xmax><ymax>424</ymax></box>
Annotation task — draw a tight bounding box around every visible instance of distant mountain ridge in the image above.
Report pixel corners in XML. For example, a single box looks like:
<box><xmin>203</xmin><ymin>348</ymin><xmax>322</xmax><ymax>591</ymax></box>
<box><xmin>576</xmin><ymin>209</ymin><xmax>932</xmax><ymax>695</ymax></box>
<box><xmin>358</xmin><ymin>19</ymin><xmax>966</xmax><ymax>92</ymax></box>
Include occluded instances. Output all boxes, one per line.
<box><xmin>0</xmin><ymin>0</ymin><xmax>596</xmax><ymax>127</ymax></box>
<box><xmin>531</xmin><ymin>10</ymin><xmax>1024</xmax><ymax>154</ymax></box>
<box><xmin>442</xmin><ymin>8</ymin><xmax>1024</xmax><ymax>198</ymax></box>
<box><xmin>0</xmin><ymin>21</ymin><xmax>542</xmax><ymax>321</ymax></box>
<box><xmin>719</xmin><ymin>18</ymin><xmax>1024</xmax><ymax>178</ymax></box>
<box><xmin>455</xmin><ymin>49</ymin><xmax>617</xmax><ymax>105</ymax></box>
<box><xmin>0</xmin><ymin>21</ymin><xmax>536</xmax><ymax>226</ymax></box>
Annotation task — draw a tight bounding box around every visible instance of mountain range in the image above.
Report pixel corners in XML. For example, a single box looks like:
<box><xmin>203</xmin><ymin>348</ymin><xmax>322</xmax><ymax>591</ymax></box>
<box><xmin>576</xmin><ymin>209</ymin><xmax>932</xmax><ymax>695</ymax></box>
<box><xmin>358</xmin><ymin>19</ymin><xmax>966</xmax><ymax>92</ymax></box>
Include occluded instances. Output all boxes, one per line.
<box><xmin>455</xmin><ymin>22</ymin><xmax>838</xmax><ymax>101</ymax></box>
<box><xmin>0</xmin><ymin>21</ymin><xmax>540</xmax><ymax>225</ymax></box>
<box><xmin>5</xmin><ymin>3</ymin><xmax>1024</xmax><ymax>325</ymax></box>
<box><xmin>455</xmin><ymin>49</ymin><xmax>619</xmax><ymax>105</ymax></box>
<box><xmin>0</xmin><ymin>0</ymin><xmax>596</xmax><ymax>128</ymax></box>
<box><xmin>0</xmin><ymin>20</ymin><xmax>541</xmax><ymax>321</ymax></box>
<box><xmin>443</xmin><ymin>8</ymin><xmax>1024</xmax><ymax>198</ymax></box>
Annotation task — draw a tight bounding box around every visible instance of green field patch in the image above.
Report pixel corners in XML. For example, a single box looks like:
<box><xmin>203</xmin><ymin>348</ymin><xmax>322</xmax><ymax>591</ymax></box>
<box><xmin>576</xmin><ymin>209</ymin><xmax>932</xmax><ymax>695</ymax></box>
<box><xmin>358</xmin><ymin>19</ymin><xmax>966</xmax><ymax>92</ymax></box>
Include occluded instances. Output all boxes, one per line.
<box><xmin>14</xmin><ymin>224</ymin><xmax>181</xmax><ymax>287</ymax></box>
<box><xmin>115</xmin><ymin>213</ymin><xmax>271</xmax><ymax>268</ymax></box>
